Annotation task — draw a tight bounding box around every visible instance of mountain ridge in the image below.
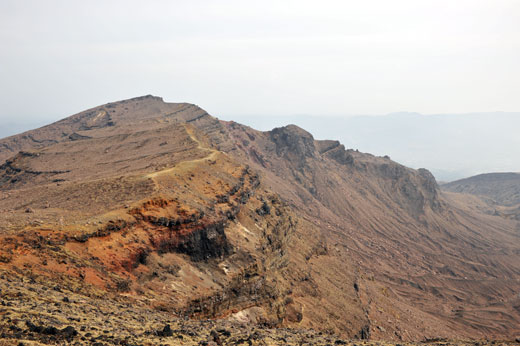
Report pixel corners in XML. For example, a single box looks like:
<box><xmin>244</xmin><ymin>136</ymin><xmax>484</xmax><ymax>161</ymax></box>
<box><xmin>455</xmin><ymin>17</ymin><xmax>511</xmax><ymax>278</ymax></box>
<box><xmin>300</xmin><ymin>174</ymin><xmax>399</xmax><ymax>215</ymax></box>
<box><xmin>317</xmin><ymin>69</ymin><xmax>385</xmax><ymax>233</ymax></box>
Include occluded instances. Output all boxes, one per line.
<box><xmin>0</xmin><ymin>95</ymin><xmax>519</xmax><ymax>344</ymax></box>
<box><xmin>225</xmin><ymin>111</ymin><xmax>520</xmax><ymax>182</ymax></box>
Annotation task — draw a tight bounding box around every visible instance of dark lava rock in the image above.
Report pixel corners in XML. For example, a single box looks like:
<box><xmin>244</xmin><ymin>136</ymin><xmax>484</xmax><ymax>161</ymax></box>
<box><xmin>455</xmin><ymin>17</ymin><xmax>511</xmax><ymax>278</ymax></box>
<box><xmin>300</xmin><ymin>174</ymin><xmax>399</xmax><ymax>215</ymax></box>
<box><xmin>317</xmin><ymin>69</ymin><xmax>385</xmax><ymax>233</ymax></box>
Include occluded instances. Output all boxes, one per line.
<box><xmin>210</xmin><ymin>329</ymin><xmax>222</xmax><ymax>345</ymax></box>
<box><xmin>256</xmin><ymin>201</ymin><xmax>271</xmax><ymax>216</ymax></box>
<box><xmin>157</xmin><ymin>324</ymin><xmax>173</xmax><ymax>337</ymax></box>
<box><xmin>217</xmin><ymin>328</ymin><xmax>231</xmax><ymax>337</ymax></box>
<box><xmin>42</xmin><ymin>326</ymin><xmax>59</xmax><ymax>335</ymax></box>
<box><xmin>25</xmin><ymin>321</ymin><xmax>77</xmax><ymax>339</ymax></box>
<box><xmin>356</xmin><ymin>324</ymin><xmax>370</xmax><ymax>340</ymax></box>
<box><xmin>61</xmin><ymin>326</ymin><xmax>78</xmax><ymax>338</ymax></box>
<box><xmin>26</xmin><ymin>321</ymin><xmax>43</xmax><ymax>333</ymax></box>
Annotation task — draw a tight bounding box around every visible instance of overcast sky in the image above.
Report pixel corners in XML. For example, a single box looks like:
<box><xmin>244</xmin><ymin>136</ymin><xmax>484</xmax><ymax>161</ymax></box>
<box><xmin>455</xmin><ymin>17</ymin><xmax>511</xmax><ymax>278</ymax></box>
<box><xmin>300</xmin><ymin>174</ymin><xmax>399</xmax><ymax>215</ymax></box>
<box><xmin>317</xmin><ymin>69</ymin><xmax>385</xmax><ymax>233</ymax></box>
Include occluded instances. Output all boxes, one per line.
<box><xmin>1</xmin><ymin>0</ymin><xmax>519</xmax><ymax>124</ymax></box>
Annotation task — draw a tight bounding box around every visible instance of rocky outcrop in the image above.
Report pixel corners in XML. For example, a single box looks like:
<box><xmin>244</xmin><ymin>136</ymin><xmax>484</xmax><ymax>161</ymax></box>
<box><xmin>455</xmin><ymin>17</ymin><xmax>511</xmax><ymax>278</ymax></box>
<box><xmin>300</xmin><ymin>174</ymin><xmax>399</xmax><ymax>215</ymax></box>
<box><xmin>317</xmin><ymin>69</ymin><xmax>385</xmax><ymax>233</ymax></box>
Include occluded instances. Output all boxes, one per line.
<box><xmin>320</xmin><ymin>143</ymin><xmax>355</xmax><ymax>165</ymax></box>
<box><xmin>270</xmin><ymin>125</ymin><xmax>317</xmax><ymax>166</ymax></box>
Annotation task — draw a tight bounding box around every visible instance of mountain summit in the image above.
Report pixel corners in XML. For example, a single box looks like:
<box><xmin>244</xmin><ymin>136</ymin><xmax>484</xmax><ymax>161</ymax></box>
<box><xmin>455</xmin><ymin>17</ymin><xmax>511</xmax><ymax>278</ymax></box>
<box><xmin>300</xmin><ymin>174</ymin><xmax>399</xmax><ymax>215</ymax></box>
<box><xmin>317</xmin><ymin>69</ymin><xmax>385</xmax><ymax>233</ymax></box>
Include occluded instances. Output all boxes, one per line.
<box><xmin>0</xmin><ymin>96</ymin><xmax>519</xmax><ymax>344</ymax></box>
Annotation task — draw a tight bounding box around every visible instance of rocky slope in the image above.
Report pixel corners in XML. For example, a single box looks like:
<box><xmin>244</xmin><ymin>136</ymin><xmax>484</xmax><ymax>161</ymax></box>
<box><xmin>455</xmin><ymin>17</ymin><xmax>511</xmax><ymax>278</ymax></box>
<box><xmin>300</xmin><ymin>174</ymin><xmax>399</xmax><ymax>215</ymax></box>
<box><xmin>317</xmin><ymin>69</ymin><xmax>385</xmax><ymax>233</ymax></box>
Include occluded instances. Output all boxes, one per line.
<box><xmin>223</xmin><ymin>121</ymin><xmax>520</xmax><ymax>339</ymax></box>
<box><xmin>0</xmin><ymin>95</ymin><xmax>519</xmax><ymax>344</ymax></box>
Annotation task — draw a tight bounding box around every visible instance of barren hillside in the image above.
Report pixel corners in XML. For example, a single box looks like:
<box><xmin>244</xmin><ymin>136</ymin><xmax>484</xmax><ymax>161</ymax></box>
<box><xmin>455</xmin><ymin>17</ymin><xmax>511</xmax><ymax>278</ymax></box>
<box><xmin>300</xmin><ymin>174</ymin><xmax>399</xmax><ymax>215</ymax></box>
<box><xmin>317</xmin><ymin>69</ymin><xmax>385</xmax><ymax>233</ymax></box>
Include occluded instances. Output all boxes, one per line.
<box><xmin>0</xmin><ymin>96</ymin><xmax>519</xmax><ymax>345</ymax></box>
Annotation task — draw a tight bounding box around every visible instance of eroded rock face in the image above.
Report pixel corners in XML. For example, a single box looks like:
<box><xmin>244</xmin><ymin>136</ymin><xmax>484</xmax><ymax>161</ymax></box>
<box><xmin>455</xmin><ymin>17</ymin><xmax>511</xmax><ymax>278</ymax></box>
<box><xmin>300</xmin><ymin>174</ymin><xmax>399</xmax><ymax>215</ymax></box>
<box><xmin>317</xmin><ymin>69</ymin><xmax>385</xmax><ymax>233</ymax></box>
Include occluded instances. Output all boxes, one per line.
<box><xmin>185</xmin><ymin>265</ymin><xmax>280</xmax><ymax>321</ymax></box>
<box><xmin>154</xmin><ymin>221</ymin><xmax>232</xmax><ymax>261</ymax></box>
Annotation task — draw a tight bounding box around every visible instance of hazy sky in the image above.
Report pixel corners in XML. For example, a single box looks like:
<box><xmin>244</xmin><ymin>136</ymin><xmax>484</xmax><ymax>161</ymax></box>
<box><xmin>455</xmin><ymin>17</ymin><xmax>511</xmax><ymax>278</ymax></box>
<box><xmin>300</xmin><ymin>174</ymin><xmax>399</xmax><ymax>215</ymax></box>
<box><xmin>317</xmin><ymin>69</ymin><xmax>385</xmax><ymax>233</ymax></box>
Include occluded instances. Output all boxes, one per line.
<box><xmin>1</xmin><ymin>0</ymin><xmax>519</xmax><ymax>124</ymax></box>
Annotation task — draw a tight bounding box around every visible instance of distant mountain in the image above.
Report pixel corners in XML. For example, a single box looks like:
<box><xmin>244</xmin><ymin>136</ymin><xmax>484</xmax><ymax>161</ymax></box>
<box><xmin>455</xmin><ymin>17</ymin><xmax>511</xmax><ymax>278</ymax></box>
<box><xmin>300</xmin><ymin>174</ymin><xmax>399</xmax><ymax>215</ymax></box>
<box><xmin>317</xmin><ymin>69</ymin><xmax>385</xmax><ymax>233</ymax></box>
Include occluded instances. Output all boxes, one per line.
<box><xmin>442</xmin><ymin>172</ymin><xmax>520</xmax><ymax>206</ymax></box>
<box><xmin>0</xmin><ymin>96</ymin><xmax>519</xmax><ymax>344</ymax></box>
<box><xmin>226</xmin><ymin>112</ymin><xmax>520</xmax><ymax>181</ymax></box>
<box><xmin>442</xmin><ymin>172</ymin><xmax>520</xmax><ymax>220</ymax></box>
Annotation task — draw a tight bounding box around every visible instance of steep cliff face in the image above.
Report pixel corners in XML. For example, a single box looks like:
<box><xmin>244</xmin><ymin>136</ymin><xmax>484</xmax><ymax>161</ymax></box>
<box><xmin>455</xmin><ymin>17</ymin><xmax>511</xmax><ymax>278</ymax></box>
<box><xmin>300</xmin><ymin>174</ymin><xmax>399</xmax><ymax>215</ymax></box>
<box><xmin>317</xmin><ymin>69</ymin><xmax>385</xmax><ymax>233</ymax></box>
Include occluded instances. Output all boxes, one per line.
<box><xmin>0</xmin><ymin>96</ymin><xmax>519</xmax><ymax>342</ymax></box>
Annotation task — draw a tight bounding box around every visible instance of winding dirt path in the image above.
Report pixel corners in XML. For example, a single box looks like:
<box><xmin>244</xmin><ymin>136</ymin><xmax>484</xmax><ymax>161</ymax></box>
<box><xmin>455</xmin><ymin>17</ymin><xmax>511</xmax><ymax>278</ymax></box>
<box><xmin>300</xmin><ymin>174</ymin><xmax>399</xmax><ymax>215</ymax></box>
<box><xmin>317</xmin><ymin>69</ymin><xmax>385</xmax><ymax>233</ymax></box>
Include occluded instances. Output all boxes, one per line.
<box><xmin>146</xmin><ymin>124</ymin><xmax>221</xmax><ymax>180</ymax></box>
